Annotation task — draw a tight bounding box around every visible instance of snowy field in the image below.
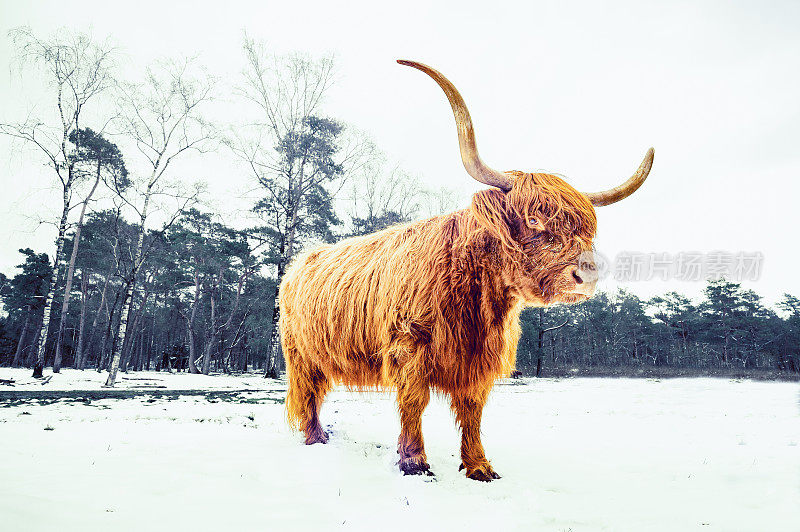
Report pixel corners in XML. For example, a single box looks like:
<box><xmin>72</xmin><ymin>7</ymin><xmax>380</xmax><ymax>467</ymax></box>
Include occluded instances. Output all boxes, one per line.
<box><xmin>0</xmin><ymin>369</ymin><xmax>798</xmax><ymax>531</ymax></box>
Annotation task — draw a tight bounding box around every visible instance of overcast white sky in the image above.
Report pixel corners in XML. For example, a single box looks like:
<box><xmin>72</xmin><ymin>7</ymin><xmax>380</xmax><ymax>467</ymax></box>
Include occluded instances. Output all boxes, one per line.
<box><xmin>1</xmin><ymin>0</ymin><xmax>799</xmax><ymax>306</ymax></box>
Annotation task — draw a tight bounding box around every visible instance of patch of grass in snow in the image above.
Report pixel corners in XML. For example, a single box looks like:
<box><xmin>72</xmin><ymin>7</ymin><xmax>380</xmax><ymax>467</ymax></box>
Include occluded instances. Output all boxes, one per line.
<box><xmin>0</xmin><ymin>389</ymin><xmax>285</xmax><ymax>407</ymax></box>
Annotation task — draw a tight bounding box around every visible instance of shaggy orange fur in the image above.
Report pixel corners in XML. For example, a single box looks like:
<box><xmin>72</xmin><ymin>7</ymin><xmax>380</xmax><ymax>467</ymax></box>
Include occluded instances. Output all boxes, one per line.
<box><xmin>280</xmin><ymin>171</ymin><xmax>597</xmax><ymax>481</ymax></box>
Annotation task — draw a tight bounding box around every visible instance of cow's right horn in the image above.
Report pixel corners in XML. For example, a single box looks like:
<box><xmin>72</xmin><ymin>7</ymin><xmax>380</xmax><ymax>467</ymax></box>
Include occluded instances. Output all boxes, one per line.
<box><xmin>582</xmin><ymin>148</ymin><xmax>655</xmax><ymax>207</ymax></box>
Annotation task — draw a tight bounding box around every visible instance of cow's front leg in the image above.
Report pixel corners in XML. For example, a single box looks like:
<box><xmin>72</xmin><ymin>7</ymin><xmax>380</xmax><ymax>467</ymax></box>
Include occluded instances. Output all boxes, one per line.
<box><xmin>396</xmin><ymin>377</ymin><xmax>433</xmax><ymax>476</ymax></box>
<box><xmin>452</xmin><ymin>388</ymin><xmax>500</xmax><ymax>481</ymax></box>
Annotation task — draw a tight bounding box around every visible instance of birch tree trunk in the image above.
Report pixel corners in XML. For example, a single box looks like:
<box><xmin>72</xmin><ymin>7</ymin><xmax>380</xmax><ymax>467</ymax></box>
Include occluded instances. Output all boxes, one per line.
<box><xmin>105</xmin><ymin>282</ymin><xmax>134</xmax><ymax>382</ymax></box>
<box><xmin>27</xmin><ymin>319</ymin><xmax>43</xmax><ymax>367</ymax></box>
<box><xmin>121</xmin><ymin>290</ymin><xmax>149</xmax><ymax>373</ymax></box>
<box><xmin>119</xmin><ymin>293</ymin><xmax>138</xmax><ymax>373</ymax></box>
<box><xmin>32</xmin><ymin>189</ymin><xmax>70</xmax><ymax>378</ymax></box>
<box><xmin>263</xmin><ymin>282</ymin><xmax>283</xmax><ymax>378</ymax></box>
<box><xmin>105</xmin><ymin>192</ymin><xmax>150</xmax><ymax>386</ymax></box>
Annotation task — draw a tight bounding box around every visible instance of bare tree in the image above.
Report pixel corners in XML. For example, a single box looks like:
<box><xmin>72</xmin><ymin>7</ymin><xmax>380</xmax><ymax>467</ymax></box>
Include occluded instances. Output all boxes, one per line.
<box><xmin>227</xmin><ymin>38</ymin><xmax>373</xmax><ymax>377</ymax></box>
<box><xmin>104</xmin><ymin>59</ymin><xmax>213</xmax><ymax>386</ymax></box>
<box><xmin>420</xmin><ymin>186</ymin><xmax>461</xmax><ymax>219</ymax></box>
<box><xmin>346</xmin><ymin>156</ymin><xmax>426</xmax><ymax>235</ymax></box>
<box><xmin>0</xmin><ymin>27</ymin><xmax>116</xmax><ymax>378</ymax></box>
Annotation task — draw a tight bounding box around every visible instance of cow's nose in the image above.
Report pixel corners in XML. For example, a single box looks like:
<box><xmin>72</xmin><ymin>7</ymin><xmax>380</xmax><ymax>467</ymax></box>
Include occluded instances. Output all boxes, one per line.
<box><xmin>571</xmin><ymin>268</ymin><xmax>584</xmax><ymax>285</ymax></box>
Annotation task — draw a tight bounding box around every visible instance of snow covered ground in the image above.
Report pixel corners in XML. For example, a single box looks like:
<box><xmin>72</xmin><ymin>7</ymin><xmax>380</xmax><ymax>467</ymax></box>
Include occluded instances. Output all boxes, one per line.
<box><xmin>0</xmin><ymin>369</ymin><xmax>798</xmax><ymax>531</ymax></box>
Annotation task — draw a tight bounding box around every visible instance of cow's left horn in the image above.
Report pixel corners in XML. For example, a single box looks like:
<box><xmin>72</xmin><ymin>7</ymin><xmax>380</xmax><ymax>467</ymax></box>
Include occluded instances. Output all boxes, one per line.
<box><xmin>583</xmin><ymin>148</ymin><xmax>655</xmax><ymax>206</ymax></box>
<box><xmin>398</xmin><ymin>60</ymin><xmax>513</xmax><ymax>192</ymax></box>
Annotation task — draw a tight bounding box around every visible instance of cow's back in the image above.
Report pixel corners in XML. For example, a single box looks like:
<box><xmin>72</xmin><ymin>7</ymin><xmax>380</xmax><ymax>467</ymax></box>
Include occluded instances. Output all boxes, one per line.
<box><xmin>279</xmin><ymin>215</ymin><xmax>454</xmax><ymax>386</ymax></box>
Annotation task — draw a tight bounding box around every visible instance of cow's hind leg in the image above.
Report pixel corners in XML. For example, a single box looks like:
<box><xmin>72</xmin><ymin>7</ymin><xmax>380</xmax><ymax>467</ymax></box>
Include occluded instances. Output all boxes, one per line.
<box><xmin>452</xmin><ymin>388</ymin><xmax>500</xmax><ymax>482</ymax></box>
<box><xmin>396</xmin><ymin>375</ymin><xmax>433</xmax><ymax>476</ymax></box>
<box><xmin>285</xmin><ymin>349</ymin><xmax>332</xmax><ymax>445</ymax></box>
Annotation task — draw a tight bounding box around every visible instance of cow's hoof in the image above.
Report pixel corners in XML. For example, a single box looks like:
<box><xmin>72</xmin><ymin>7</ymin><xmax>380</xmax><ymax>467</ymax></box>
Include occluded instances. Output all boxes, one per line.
<box><xmin>399</xmin><ymin>456</ymin><xmax>434</xmax><ymax>476</ymax></box>
<box><xmin>460</xmin><ymin>462</ymin><xmax>501</xmax><ymax>481</ymax></box>
<box><xmin>304</xmin><ymin>430</ymin><xmax>329</xmax><ymax>445</ymax></box>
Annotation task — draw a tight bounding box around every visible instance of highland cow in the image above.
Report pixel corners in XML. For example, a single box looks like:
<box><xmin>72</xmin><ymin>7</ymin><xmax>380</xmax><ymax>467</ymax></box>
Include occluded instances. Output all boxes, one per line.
<box><xmin>280</xmin><ymin>60</ymin><xmax>654</xmax><ymax>481</ymax></box>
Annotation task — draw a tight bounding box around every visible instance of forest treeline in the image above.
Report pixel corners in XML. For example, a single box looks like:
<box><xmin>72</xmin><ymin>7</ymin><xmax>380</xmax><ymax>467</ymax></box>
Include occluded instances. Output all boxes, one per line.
<box><xmin>3</xmin><ymin>233</ymin><xmax>799</xmax><ymax>377</ymax></box>
<box><xmin>518</xmin><ymin>282</ymin><xmax>800</xmax><ymax>376</ymax></box>
<box><xmin>1</xmin><ymin>29</ymin><xmax>798</xmax><ymax>380</ymax></box>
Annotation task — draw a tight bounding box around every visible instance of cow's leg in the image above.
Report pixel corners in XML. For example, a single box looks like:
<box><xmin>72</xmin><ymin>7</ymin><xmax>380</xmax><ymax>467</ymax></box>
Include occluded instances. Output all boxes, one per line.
<box><xmin>286</xmin><ymin>349</ymin><xmax>331</xmax><ymax>445</ymax></box>
<box><xmin>301</xmin><ymin>370</ymin><xmax>331</xmax><ymax>445</ymax></box>
<box><xmin>396</xmin><ymin>376</ymin><xmax>432</xmax><ymax>476</ymax></box>
<box><xmin>452</xmin><ymin>388</ymin><xmax>500</xmax><ymax>481</ymax></box>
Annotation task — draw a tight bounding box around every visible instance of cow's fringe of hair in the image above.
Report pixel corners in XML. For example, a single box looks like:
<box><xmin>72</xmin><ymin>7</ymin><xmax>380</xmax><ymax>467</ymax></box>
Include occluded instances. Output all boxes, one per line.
<box><xmin>471</xmin><ymin>172</ymin><xmax>596</xmax><ymax>255</ymax></box>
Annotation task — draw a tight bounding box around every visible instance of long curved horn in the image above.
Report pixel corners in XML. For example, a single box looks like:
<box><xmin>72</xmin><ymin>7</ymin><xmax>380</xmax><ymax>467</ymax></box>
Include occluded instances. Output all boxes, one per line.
<box><xmin>398</xmin><ymin>60</ymin><xmax>513</xmax><ymax>192</ymax></box>
<box><xmin>583</xmin><ymin>148</ymin><xmax>655</xmax><ymax>206</ymax></box>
